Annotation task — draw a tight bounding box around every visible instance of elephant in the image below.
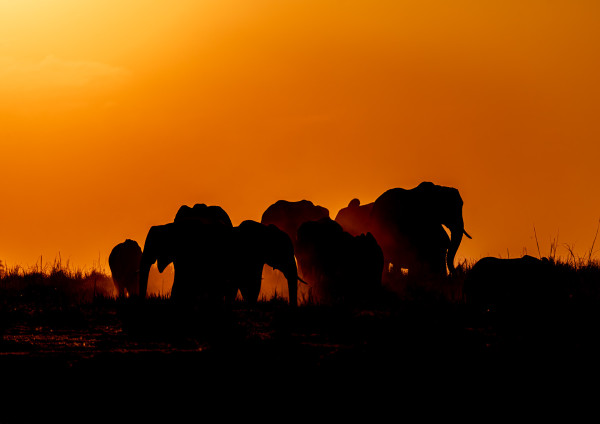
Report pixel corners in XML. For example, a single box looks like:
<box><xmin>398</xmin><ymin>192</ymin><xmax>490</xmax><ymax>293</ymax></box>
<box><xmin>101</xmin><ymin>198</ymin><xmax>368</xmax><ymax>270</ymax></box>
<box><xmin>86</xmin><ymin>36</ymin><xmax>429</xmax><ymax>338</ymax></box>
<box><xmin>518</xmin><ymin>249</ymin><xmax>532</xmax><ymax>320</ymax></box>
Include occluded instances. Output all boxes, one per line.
<box><xmin>363</xmin><ymin>182</ymin><xmax>471</xmax><ymax>276</ymax></box>
<box><xmin>226</xmin><ymin>220</ymin><xmax>299</xmax><ymax>306</ymax></box>
<box><xmin>138</xmin><ymin>204</ymin><xmax>233</xmax><ymax>303</ymax></box>
<box><xmin>108</xmin><ymin>239</ymin><xmax>143</xmax><ymax>297</ymax></box>
<box><xmin>463</xmin><ymin>255</ymin><xmax>569</xmax><ymax>315</ymax></box>
<box><xmin>296</xmin><ymin>217</ymin><xmax>383</xmax><ymax>305</ymax></box>
<box><xmin>260</xmin><ymin>199</ymin><xmax>330</xmax><ymax>248</ymax></box>
<box><xmin>260</xmin><ymin>199</ymin><xmax>330</xmax><ymax>287</ymax></box>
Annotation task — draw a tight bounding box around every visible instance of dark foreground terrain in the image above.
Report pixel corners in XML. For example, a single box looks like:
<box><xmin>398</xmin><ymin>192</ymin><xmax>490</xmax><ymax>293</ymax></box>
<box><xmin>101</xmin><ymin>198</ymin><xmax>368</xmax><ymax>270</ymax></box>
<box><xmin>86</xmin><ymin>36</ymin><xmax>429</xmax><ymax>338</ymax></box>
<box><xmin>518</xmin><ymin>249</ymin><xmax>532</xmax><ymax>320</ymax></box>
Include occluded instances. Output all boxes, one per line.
<box><xmin>1</xmin><ymin>264</ymin><xmax>600</xmax><ymax>420</ymax></box>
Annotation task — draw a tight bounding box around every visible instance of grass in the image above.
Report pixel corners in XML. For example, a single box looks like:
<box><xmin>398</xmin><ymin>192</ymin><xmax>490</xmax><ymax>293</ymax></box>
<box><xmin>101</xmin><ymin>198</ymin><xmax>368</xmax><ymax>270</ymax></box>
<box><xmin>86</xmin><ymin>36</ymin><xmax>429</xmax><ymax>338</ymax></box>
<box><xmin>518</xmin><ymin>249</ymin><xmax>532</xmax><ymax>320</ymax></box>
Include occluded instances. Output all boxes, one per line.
<box><xmin>0</xmin><ymin>259</ymin><xmax>114</xmax><ymax>305</ymax></box>
<box><xmin>1</xmin><ymin>251</ymin><xmax>600</xmax><ymax>307</ymax></box>
<box><xmin>0</xmin><ymin>254</ymin><xmax>599</xmax><ymax>376</ymax></box>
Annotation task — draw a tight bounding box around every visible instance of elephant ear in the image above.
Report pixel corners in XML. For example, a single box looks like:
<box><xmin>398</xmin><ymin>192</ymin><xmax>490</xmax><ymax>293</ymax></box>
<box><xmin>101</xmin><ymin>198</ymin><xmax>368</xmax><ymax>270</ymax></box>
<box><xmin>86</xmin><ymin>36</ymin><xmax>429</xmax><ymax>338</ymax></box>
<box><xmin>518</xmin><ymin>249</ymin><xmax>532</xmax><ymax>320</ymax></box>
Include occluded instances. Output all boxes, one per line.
<box><xmin>143</xmin><ymin>224</ymin><xmax>176</xmax><ymax>272</ymax></box>
<box><xmin>157</xmin><ymin>255</ymin><xmax>173</xmax><ymax>273</ymax></box>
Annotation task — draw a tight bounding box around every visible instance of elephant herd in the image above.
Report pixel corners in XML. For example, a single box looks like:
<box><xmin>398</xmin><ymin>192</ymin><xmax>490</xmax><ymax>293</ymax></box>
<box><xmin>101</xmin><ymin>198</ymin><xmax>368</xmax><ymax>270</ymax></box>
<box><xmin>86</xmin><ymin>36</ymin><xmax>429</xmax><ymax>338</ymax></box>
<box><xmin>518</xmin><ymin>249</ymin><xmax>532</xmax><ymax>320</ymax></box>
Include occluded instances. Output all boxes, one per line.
<box><xmin>110</xmin><ymin>204</ymin><xmax>300</xmax><ymax>305</ymax></box>
<box><xmin>109</xmin><ymin>181</ymin><xmax>474</xmax><ymax>306</ymax></box>
<box><xmin>109</xmin><ymin>181</ymin><xmax>570</xmax><ymax>312</ymax></box>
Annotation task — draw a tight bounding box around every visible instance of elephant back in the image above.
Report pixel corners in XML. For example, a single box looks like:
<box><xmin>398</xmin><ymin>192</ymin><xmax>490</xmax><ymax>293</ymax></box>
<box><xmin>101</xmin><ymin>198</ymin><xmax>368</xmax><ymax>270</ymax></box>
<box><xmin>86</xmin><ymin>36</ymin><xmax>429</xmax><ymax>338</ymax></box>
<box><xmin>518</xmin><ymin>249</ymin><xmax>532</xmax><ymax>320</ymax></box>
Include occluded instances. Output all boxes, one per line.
<box><xmin>174</xmin><ymin>203</ymin><xmax>233</xmax><ymax>227</ymax></box>
<box><xmin>109</xmin><ymin>239</ymin><xmax>143</xmax><ymax>297</ymax></box>
<box><xmin>109</xmin><ymin>239</ymin><xmax>142</xmax><ymax>270</ymax></box>
<box><xmin>464</xmin><ymin>255</ymin><xmax>570</xmax><ymax>315</ymax></box>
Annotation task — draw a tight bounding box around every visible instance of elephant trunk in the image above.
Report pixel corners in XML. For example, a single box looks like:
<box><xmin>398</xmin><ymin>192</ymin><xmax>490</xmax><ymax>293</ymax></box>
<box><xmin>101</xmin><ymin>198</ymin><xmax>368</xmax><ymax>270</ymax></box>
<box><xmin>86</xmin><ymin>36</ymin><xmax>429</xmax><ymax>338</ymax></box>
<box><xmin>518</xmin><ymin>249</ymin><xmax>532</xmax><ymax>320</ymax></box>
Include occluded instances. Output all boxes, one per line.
<box><xmin>447</xmin><ymin>223</ymin><xmax>465</xmax><ymax>275</ymax></box>
<box><xmin>138</xmin><ymin>255</ymin><xmax>153</xmax><ymax>298</ymax></box>
<box><xmin>279</xmin><ymin>262</ymin><xmax>298</xmax><ymax>307</ymax></box>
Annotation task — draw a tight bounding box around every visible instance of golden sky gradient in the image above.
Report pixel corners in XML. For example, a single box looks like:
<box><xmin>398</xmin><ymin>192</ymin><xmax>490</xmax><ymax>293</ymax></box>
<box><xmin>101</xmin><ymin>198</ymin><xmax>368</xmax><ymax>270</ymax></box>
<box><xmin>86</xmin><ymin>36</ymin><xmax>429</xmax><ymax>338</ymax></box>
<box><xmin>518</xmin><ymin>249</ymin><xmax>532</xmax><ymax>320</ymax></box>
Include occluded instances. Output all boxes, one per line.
<box><xmin>1</xmin><ymin>0</ymin><xmax>599</xmax><ymax>269</ymax></box>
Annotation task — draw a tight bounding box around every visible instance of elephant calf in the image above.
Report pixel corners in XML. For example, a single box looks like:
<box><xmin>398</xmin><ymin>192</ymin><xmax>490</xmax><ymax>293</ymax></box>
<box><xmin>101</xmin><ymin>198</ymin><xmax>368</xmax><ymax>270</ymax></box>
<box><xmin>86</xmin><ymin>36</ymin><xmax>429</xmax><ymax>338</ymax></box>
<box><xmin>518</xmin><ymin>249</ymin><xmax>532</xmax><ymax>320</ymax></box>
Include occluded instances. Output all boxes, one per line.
<box><xmin>296</xmin><ymin>218</ymin><xmax>383</xmax><ymax>305</ymax></box>
<box><xmin>227</xmin><ymin>220</ymin><xmax>299</xmax><ymax>306</ymax></box>
<box><xmin>109</xmin><ymin>239</ymin><xmax>143</xmax><ymax>297</ymax></box>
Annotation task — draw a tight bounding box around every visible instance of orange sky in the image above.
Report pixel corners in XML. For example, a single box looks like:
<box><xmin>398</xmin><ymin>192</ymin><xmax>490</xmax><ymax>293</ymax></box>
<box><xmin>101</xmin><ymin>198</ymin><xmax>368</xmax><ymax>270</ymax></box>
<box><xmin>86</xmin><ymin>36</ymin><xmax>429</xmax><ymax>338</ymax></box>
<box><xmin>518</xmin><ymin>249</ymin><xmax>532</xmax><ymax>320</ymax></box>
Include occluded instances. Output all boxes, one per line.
<box><xmin>1</xmin><ymin>0</ymin><xmax>599</xmax><ymax>270</ymax></box>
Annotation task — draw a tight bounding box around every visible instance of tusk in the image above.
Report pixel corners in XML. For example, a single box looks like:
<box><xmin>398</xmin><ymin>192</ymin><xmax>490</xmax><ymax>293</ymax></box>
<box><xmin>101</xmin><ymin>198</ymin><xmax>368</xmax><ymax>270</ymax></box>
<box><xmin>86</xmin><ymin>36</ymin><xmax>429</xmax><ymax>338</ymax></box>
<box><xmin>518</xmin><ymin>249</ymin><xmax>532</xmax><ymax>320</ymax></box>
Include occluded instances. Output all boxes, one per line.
<box><xmin>463</xmin><ymin>229</ymin><xmax>472</xmax><ymax>239</ymax></box>
<box><xmin>271</xmin><ymin>264</ymin><xmax>310</xmax><ymax>285</ymax></box>
<box><xmin>298</xmin><ymin>276</ymin><xmax>310</xmax><ymax>285</ymax></box>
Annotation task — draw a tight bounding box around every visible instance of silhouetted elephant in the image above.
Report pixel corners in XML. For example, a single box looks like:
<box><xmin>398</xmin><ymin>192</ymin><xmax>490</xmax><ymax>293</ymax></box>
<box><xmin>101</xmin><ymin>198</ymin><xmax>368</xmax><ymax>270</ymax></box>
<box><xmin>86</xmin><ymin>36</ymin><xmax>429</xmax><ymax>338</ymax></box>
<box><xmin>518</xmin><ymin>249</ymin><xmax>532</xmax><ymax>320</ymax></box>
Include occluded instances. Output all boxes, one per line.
<box><xmin>139</xmin><ymin>204</ymin><xmax>233</xmax><ymax>303</ymax></box>
<box><xmin>108</xmin><ymin>239</ymin><xmax>143</xmax><ymax>297</ymax></box>
<box><xmin>296</xmin><ymin>218</ymin><xmax>383</xmax><ymax>305</ymax></box>
<box><xmin>226</xmin><ymin>220</ymin><xmax>299</xmax><ymax>306</ymax></box>
<box><xmin>260</xmin><ymin>200</ymin><xmax>330</xmax><ymax>248</ymax></box>
<box><xmin>366</xmin><ymin>182</ymin><xmax>471</xmax><ymax>276</ymax></box>
<box><xmin>463</xmin><ymin>255</ymin><xmax>568</xmax><ymax>315</ymax></box>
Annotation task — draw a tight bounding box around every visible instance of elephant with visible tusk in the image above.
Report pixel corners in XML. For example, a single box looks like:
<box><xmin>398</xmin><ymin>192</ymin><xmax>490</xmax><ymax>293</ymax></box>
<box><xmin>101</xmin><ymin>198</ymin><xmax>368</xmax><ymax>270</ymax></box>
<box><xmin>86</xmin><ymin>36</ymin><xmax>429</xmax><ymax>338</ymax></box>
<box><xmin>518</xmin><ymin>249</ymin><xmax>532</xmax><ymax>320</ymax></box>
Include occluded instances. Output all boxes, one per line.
<box><xmin>260</xmin><ymin>199</ymin><xmax>330</xmax><ymax>287</ymax></box>
<box><xmin>335</xmin><ymin>182</ymin><xmax>471</xmax><ymax>277</ymax></box>
<box><xmin>369</xmin><ymin>182</ymin><xmax>471</xmax><ymax>276</ymax></box>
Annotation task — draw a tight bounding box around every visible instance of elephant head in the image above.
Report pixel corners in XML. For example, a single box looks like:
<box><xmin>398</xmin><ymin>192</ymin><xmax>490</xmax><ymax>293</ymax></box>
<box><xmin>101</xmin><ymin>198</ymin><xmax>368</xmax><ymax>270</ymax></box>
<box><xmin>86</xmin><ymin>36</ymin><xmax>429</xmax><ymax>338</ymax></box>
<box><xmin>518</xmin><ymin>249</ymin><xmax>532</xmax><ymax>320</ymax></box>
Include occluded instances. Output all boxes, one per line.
<box><xmin>139</xmin><ymin>224</ymin><xmax>177</xmax><ymax>298</ymax></box>
<box><xmin>231</xmin><ymin>220</ymin><xmax>299</xmax><ymax>306</ymax></box>
<box><xmin>369</xmin><ymin>182</ymin><xmax>471</xmax><ymax>276</ymax></box>
<box><xmin>415</xmin><ymin>182</ymin><xmax>471</xmax><ymax>275</ymax></box>
<box><xmin>260</xmin><ymin>199</ymin><xmax>330</xmax><ymax>247</ymax></box>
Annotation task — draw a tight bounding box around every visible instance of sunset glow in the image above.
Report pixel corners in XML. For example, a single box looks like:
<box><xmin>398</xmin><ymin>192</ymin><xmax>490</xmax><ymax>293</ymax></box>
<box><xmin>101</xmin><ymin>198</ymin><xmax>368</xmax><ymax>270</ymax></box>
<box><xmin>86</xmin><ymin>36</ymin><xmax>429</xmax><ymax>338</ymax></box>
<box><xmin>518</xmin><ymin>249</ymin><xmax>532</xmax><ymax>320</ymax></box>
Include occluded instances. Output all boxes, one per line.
<box><xmin>1</xmin><ymin>0</ymin><xmax>599</xmax><ymax>270</ymax></box>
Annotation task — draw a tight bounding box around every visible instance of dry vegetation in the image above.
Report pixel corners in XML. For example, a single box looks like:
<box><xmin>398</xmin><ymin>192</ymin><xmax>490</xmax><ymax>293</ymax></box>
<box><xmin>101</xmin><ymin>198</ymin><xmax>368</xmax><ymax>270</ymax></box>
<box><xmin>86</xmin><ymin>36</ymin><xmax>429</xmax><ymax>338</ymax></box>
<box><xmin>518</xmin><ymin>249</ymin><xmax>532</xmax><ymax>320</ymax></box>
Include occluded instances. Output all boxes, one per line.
<box><xmin>0</xmin><ymin>259</ymin><xmax>114</xmax><ymax>305</ymax></box>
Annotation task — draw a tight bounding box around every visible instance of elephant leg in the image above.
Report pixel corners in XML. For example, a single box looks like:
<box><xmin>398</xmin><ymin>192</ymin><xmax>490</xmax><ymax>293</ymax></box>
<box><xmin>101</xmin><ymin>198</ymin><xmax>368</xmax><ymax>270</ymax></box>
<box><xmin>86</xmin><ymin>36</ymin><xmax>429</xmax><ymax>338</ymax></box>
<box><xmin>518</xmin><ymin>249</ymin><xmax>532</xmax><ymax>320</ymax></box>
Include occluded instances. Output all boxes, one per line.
<box><xmin>424</xmin><ymin>246</ymin><xmax>448</xmax><ymax>276</ymax></box>
<box><xmin>240</xmin><ymin>284</ymin><xmax>261</xmax><ymax>303</ymax></box>
<box><xmin>114</xmin><ymin>280</ymin><xmax>126</xmax><ymax>298</ymax></box>
<box><xmin>239</xmin><ymin>274</ymin><xmax>262</xmax><ymax>303</ymax></box>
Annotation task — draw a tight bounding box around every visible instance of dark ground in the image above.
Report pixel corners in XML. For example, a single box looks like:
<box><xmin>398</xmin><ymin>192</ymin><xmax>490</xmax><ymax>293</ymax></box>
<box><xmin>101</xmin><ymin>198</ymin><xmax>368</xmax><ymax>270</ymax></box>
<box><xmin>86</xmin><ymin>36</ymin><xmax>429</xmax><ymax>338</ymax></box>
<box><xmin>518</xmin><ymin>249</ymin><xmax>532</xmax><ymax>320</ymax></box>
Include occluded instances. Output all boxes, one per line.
<box><xmin>0</xmin><ymin>270</ymin><xmax>599</xmax><ymax>420</ymax></box>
